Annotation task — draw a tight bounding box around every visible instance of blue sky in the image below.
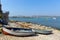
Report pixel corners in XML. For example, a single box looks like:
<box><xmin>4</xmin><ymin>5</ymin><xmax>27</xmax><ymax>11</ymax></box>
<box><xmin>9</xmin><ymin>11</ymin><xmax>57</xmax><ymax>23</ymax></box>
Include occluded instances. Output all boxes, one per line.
<box><xmin>1</xmin><ymin>0</ymin><xmax>60</xmax><ymax>16</ymax></box>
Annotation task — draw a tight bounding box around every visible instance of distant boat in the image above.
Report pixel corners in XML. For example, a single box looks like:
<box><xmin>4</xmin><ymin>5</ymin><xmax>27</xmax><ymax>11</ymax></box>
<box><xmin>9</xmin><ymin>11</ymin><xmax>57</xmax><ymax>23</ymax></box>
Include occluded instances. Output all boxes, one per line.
<box><xmin>52</xmin><ymin>17</ymin><xmax>56</xmax><ymax>20</ymax></box>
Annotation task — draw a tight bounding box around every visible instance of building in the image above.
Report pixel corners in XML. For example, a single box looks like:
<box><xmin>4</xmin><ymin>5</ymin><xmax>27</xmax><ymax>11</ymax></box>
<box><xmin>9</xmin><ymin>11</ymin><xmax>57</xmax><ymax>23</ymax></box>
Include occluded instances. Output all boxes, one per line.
<box><xmin>0</xmin><ymin>0</ymin><xmax>9</xmax><ymax>24</ymax></box>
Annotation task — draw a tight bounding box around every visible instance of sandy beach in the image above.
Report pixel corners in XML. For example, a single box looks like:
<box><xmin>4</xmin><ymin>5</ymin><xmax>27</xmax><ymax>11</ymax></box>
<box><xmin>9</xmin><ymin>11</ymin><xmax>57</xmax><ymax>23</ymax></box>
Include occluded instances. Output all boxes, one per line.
<box><xmin>0</xmin><ymin>21</ymin><xmax>60</xmax><ymax>40</ymax></box>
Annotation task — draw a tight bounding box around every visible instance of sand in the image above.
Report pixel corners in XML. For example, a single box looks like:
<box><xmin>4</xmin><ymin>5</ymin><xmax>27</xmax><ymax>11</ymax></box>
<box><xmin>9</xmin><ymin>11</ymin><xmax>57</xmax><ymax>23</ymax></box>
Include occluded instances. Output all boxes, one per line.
<box><xmin>0</xmin><ymin>21</ymin><xmax>60</xmax><ymax>40</ymax></box>
<box><xmin>0</xmin><ymin>30</ymin><xmax>60</xmax><ymax>40</ymax></box>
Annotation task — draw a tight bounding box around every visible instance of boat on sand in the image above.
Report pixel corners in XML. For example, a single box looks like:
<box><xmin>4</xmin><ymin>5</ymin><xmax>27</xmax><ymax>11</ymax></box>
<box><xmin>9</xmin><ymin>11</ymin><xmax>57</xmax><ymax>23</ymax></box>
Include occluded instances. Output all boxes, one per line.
<box><xmin>33</xmin><ymin>29</ymin><xmax>52</xmax><ymax>35</ymax></box>
<box><xmin>2</xmin><ymin>27</ymin><xmax>36</xmax><ymax>36</ymax></box>
<box><xmin>2</xmin><ymin>24</ymin><xmax>52</xmax><ymax>36</ymax></box>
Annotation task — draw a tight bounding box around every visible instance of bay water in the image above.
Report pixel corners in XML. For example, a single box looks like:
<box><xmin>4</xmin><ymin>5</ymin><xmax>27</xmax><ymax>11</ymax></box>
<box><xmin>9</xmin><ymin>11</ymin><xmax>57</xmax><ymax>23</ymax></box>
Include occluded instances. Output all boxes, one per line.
<box><xmin>9</xmin><ymin>17</ymin><xmax>60</xmax><ymax>30</ymax></box>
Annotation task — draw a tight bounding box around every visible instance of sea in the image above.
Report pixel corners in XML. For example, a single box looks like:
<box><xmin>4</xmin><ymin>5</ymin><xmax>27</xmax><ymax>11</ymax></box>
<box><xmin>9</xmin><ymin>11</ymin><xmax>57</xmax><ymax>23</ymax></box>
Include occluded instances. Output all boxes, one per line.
<box><xmin>9</xmin><ymin>17</ymin><xmax>60</xmax><ymax>30</ymax></box>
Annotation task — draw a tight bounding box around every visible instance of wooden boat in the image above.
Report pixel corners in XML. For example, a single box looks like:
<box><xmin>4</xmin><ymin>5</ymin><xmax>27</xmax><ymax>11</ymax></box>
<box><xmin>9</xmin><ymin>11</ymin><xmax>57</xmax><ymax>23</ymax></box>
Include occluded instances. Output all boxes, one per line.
<box><xmin>2</xmin><ymin>25</ymin><xmax>52</xmax><ymax>36</ymax></box>
<box><xmin>2</xmin><ymin>27</ymin><xmax>36</xmax><ymax>36</ymax></box>
<box><xmin>33</xmin><ymin>29</ymin><xmax>52</xmax><ymax>35</ymax></box>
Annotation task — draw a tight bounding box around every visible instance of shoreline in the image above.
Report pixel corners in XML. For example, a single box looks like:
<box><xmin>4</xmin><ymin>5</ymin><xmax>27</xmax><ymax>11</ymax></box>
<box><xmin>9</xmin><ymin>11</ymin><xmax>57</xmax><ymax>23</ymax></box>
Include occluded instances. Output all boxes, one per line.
<box><xmin>9</xmin><ymin>20</ymin><xmax>60</xmax><ymax>30</ymax></box>
<box><xmin>0</xmin><ymin>20</ymin><xmax>60</xmax><ymax>40</ymax></box>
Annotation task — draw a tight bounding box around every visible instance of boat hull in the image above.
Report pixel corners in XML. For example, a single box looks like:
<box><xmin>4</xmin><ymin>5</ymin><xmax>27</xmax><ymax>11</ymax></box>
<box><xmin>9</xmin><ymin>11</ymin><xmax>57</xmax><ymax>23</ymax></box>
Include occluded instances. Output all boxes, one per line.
<box><xmin>2</xmin><ymin>27</ymin><xmax>36</xmax><ymax>36</ymax></box>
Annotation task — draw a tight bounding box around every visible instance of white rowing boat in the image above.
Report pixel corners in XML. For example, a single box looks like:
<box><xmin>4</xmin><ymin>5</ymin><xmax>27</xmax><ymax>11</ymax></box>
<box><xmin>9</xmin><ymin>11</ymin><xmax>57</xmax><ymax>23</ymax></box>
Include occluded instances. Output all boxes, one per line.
<box><xmin>2</xmin><ymin>27</ymin><xmax>36</xmax><ymax>36</ymax></box>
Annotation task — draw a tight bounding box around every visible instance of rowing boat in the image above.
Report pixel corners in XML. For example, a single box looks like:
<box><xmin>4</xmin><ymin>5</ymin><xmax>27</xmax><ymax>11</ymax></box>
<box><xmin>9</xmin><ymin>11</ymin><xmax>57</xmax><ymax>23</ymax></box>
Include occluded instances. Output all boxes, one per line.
<box><xmin>2</xmin><ymin>27</ymin><xmax>36</xmax><ymax>36</ymax></box>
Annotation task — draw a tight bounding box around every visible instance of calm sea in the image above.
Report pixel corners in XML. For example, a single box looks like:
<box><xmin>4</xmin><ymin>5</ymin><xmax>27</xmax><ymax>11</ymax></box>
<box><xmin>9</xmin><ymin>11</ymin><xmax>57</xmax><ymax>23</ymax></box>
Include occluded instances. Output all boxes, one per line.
<box><xmin>9</xmin><ymin>17</ymin><xmax>60</xmax><ymax>30</ymax></box>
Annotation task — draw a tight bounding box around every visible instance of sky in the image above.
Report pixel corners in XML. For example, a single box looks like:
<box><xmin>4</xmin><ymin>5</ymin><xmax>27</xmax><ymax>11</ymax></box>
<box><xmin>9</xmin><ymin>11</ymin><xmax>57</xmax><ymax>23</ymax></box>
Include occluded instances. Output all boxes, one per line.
<box><xmin>1</xmin><ymin>0</ymin><xmax>60</xmax><ymax>16</ymax></box>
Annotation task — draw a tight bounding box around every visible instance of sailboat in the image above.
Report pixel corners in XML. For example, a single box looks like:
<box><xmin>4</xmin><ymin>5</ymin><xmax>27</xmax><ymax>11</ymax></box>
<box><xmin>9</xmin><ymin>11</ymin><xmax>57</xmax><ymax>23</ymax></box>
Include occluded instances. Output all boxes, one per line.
<box><xmin>52</xmin><ymin>17</ymin><xmax>56</xmax><ymax>20</ymax></box>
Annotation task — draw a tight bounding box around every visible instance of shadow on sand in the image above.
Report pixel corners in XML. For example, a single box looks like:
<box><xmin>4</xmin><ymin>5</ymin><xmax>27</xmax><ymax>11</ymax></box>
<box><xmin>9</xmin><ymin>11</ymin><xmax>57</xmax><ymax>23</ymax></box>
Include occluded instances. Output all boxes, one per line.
<box><xmin>5</xmin><ymin>34</ymin><xmax>38</xmax><ymax>37</ymax></box>
<box><xmin>38</xmin><ymin>32</ymin><xmax>53</xmax><ymax>35</ymax></box>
